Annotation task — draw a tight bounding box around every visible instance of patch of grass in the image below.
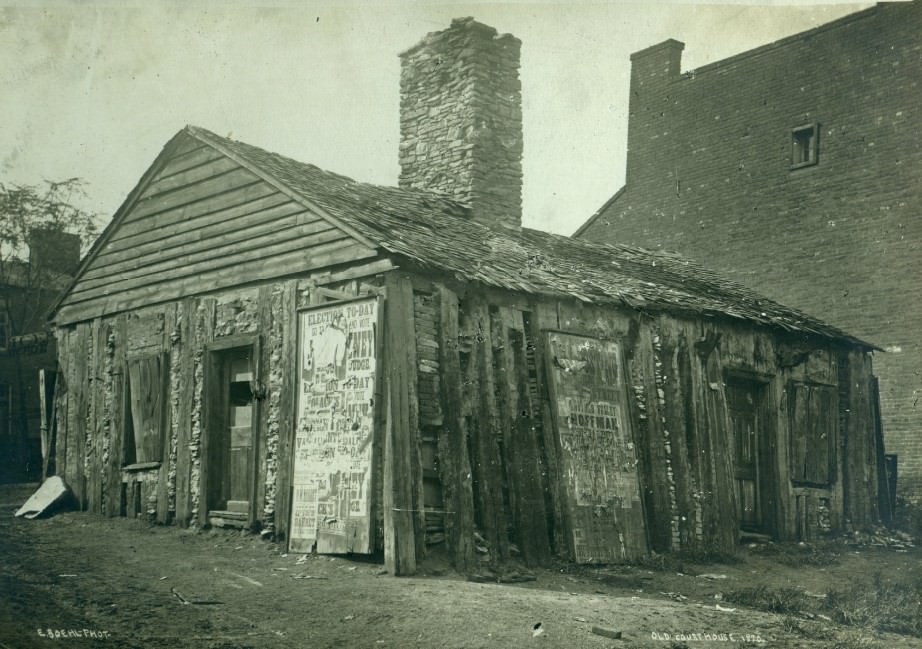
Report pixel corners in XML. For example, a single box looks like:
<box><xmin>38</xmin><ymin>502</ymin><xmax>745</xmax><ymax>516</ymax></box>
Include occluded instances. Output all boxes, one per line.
<box><xmin>631</xmin><ymin>547</ymin><xmax>739</xmax><ymax>574</ymax></box>
<box><xmin>723</xmin><ymin>585</ymin><xmax>813</xmax><ymax>615</ymax></box>
<box><xmin>632</xmin><ymin>552</ymin><xmax>686</xmax><ymax>573</ymax></box>
<box><xmin>893</xmin><ymin>497</ymin><xmax>922</xmax><ymax>539</ymax></box>
<box><xmin>746</xmin><ymin>540</ymin><xmax>841</xmax><ymax>567</ymax></box>
<box><xmin>726</xmin><ymin>570</ymin><xmax>922</xmax><ymax>638</ymax></box>
<box><xmin>677</xmin><ymin>546</ymin><xmax>740</xmax><ymax>566</ymax></box>
<box><xmin>826</xmin><ymin>571</ymin><xmax>922</xmax><ymax>637</ymax></box>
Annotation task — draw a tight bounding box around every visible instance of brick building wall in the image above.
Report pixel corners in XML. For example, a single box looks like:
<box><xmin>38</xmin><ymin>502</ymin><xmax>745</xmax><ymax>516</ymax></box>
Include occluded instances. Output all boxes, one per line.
<box><xmin>577</xmin><ymin>2</ymin><xmax>922</xmax><ymax>498</ymax></box>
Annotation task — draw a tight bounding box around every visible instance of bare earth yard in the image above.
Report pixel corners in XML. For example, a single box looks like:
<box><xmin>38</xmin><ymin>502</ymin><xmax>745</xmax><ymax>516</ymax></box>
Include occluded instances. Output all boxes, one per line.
<box><xmin>1</xmin><ymin>484</ymin><xmax>919</xmax><ymax>649</ymax></box>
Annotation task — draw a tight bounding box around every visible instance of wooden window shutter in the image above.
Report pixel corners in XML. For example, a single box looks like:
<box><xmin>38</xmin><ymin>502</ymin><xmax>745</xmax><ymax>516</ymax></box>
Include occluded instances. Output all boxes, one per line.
<box><xmin>788</xmin><ymin>381</ymin><xmax>837</xmax><ymax>485</ymax></box>
<box><xmin>789</xmin><ymin>383</ymin><xmax>810</xmax><ymax>483</ymax></box>
<box><xmin>127</xmin><ymin>354</ymin><xmax>167</xmax><ymax>464</ymax></box>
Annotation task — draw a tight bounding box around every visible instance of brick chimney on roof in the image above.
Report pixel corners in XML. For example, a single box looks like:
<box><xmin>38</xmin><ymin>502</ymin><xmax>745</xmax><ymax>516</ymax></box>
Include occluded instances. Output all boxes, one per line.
<box><xmin>399</xmin><ymin>17</ymin><xmax>523</xmax><ymax>230</ymax></box>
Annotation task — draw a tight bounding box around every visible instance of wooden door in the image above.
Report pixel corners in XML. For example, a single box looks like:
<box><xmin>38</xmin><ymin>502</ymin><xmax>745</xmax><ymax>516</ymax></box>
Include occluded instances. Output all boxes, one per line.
<box><xmin>544</xmin><ymin>331</ymin><xmax>647</xmax><ymax>563</ymax></box>
<box><xmin>726</xmin><ymin>380</ymin><xmax>765</xmax><ymax>532</ymax></box>
<box><xmin>207</xmin><ymin>348</ymin><xmax>255</xmax><ymax>517</ymax></box>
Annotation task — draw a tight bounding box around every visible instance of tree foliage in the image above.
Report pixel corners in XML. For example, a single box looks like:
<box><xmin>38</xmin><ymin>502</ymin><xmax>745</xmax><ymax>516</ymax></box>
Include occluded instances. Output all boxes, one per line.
<box><xmin>0</xmin><ymin>178</ymin><xmax>99</xmax><ymax>333</ymax></box>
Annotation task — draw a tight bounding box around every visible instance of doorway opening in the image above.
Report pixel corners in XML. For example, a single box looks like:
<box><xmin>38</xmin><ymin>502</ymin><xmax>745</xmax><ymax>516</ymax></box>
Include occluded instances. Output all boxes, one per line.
<box><xmin>205</xmin><ymin>343</ymin><xmax>258</xmax><ymax>529</ymax></box>
<box><xmin>726</xmin><ymin>378</ymin><xmax>775</xmax><ymax>536</ymax></box>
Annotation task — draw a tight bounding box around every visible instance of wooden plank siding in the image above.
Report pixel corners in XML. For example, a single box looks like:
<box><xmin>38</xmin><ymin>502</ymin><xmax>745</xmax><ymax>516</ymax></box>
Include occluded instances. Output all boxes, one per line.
<box><xmin>54</xmin><ymin>137</ymin><xmax>378</xmax><ymax>327</ymax></box>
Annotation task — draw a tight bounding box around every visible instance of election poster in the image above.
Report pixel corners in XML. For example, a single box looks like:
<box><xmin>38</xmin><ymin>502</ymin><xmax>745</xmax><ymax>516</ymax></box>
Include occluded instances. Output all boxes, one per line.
<box><xmin>289</xmin><ymin>298</ymin><xmax>378</xmax><ymax>554</ymax></box>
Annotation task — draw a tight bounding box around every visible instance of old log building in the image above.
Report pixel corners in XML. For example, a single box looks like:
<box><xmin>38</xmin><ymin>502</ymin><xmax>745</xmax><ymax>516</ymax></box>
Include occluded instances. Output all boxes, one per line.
<box><xmin>48</xmin><ymin>18</ymin><xmax>887</xmax><ymax>574</ymax></box>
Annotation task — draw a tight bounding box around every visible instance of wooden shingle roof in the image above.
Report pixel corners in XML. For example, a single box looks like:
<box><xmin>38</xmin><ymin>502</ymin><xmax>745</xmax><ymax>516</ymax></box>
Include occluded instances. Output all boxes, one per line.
<box><xmin>186</xmin><ymin>126</ymin><xmax>874</xmax><ymax>349</ymax></box>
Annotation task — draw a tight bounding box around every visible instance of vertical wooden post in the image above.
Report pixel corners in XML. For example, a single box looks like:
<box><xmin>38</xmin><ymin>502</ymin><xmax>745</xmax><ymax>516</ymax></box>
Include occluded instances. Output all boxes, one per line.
<box><xmin>383</xmin><ymin>273</ymin><xmax>417</xmax><ymax>575</ymax></box>
<box><xmin>105</xmin><ymin>316</ymin><xmax>127</xmax><ymax>517</ymax></box>
<box><xmin>174</xmin><ymin>299</ymin><xmax>195</xmax><ymax>526</ymax></box>
<box><xmin>54</xmin><ymin>330</ymin><xmax>69</xmax><ymax>481</ymax></box>
<box><xmin>275</xmin><ymin>281</ymin><xmax>298</xmax><ymax>541</ymax></box>
<box><xmin>496</xmin><ymin>307</ymin><xmax>551</xmax><ymax>566</ymax></box>
<box><xmin>71</xmin><ymin>324</ymin><xmax>89</xmax><ymax>508</ymax></box>
<box><xmin>437</xmin><ymin>287</ymin><xmax>475</xmax><ymax>573</ymax></box>
<box><xmin>156</xmin><ymin>305</ymin><xmax>176</xmax><ymax>524</ymax></box>
<box><xmin>39</xmin><ymin>369</ymin><xmax>50</xmax><ymax>479</ymax></box>
<box><xmin>465</xmin><ymin>297</ymin><xmax>509</xmax><ymax>564</ymax></box>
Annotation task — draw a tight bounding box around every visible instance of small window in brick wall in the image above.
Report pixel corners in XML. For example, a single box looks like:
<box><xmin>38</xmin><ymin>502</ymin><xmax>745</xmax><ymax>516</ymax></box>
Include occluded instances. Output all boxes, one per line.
<box><xmin>791</xmin><ymin>123</ymin><xmax>819</xmax><ymax>169</ymax></box>
<box><xmin>123</xmin><ymin>354</ymin><xmax>169</xmax><ymax>466</ymax></box>
<box><xmin>788</xmin><ymin>381</ymin><xmax>837</xmax><ymax>486</ymax></box>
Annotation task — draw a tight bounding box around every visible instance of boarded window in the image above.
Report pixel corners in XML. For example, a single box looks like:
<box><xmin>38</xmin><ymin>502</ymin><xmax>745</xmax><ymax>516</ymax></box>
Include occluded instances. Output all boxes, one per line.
<box><xmin>124</xmin><ymin>354</ymin><xmax>168</xmax><ymax>465</ymax></box>
<box><xmin>788</xmin><ymin>382</ymin><xmax>836</xmax><ymax>485</ymax></box>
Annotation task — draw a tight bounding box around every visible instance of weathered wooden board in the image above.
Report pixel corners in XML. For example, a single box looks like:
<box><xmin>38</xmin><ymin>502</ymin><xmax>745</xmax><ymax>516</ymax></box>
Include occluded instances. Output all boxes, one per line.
<box><xmin>289</xmin><ymin>298</ymin><xmax>378</xmax><ymax>555</ymax></box>
<box><xmin>126</xmin><ymin>355</ymin><xmax>167</xmax><ymax>464</ymax></box>
<box><xmin>496</xmin><ymin>306</ymin><xmax>551</xmax><ymax>566</ymax></box>
<box><xmin>436</xmin><ymin>286</ymin><xmax>476</xmax><ymax>572</ymax></box>
<box><xmin>274</xmin><ymin>281</ymin><xmax>298</xmax><ymax>540</ymax></box>
<box><xmin>56</xmin><ymin>243</ymin><xmax>379</xmax><ymax>325</ymax></box>
<box><xmin>463</xmin><ymin>298</ymin><xmax>509</xmax><ymax>564</ymax></box>
<box><xmin>382</xmin><ymin>275</ymin><xmax>418</xmax><ymax>574</ymax></box>
<box><xmin>69</xmin><ymin>224</ymin><xmax>349</xmax><ymax>299</ymax></box>
<box><xmin>174</xmin><ymin>300</ymin><xmax>195</xmax><ymax>526</ymax></box>
<box><xmin>544</xmin><ymin>330</ymin><xmax>647</xmax><ymax>562</ymax></box>
<box><xmin>82</xmin><ymin>200</ymin><xmax>306</xmax><ymax>279</ymax></box>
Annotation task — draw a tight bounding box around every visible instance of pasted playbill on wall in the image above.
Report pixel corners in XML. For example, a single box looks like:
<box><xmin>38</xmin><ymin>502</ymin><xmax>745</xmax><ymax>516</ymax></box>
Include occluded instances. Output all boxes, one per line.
<box><xmin>545</xmin><ymin>331</ymin><xmax>647</xmax><ymax>563</ymax></box>
<box><xmin>289</xmin><ymin>298</ymin><xmax>378</xmax><ymax>554</ymax></box>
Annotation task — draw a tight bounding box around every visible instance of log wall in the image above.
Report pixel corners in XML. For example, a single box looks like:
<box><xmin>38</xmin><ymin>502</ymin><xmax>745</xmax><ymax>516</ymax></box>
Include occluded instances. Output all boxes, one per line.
<box><xmin>53</xmin><ymin>264</ymin><xmax>883</xmax><ymax>574</ymax></box>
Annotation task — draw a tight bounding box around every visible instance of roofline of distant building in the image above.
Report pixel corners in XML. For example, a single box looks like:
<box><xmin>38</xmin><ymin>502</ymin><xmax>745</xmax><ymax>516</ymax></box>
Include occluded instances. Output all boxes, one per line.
<box><xmin>572</xmin><ymin>185</ymin><xmax>625</xmax><ymax>238</ymax></box>
<box><xmin>679</xmin><ymin>2</ymin><xmax>880</xmax><ymax>78</ymax></box>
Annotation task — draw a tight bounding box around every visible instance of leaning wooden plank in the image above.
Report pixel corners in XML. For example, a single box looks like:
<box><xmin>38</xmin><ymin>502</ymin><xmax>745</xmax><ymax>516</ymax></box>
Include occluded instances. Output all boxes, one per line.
<box><xmin>15</xmin><ymin>477</ymin><xmax>74</xmax><ymax>519</ymax></box>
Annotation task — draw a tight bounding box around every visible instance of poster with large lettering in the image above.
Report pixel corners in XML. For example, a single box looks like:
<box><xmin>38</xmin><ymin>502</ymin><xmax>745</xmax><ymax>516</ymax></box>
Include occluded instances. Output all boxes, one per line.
<box><xmin>545</xmin><ymin>331</ymin><xmax>647</xmax><ymax>563</ymax></box>
<box><xmin>289</xmin><ymin>298</ymin><xmax>378</xmax><ymax>554</ymax></box>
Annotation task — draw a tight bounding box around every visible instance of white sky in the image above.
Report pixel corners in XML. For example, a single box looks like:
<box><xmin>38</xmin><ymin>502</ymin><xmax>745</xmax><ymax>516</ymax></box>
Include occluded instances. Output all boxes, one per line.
<box><xmin>1</xmin><ymin>1</ymin><xmax>874</xmax><ymax>236</ymax></box>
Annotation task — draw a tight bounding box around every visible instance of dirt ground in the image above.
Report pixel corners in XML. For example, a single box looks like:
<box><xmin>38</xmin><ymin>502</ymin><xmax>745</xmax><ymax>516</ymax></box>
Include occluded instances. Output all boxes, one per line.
<box><xmin>1</xmin><ymin>483</ymin><xmax>919</xmax><ymax>649</ymax></box>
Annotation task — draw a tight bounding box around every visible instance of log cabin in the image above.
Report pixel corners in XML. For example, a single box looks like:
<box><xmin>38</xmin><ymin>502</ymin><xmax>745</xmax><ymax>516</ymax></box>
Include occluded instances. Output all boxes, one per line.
<box><xmin>47</xmin><ymin>18</ymin><xmax>888</xmax><ymax>575</ymax></box>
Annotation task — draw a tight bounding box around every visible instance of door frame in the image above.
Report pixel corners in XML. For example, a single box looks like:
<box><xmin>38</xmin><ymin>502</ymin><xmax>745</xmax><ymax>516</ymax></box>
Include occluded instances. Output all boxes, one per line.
<box><xmin>200</xmin><ymin>333</ymin><xmax>262</xmax><ymax>527</ymax></box>
<box><xmin>724</xmin><ymin>369</ymin><xmax>777</xmax><ymax>537</ymax></box>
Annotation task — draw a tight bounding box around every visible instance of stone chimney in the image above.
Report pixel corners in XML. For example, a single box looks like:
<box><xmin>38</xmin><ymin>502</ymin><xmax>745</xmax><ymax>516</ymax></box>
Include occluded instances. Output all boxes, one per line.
<box><xmin>399</xmin><ymin>17</ymin><xmax>523</xmax><ymax>230</ymax></box>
